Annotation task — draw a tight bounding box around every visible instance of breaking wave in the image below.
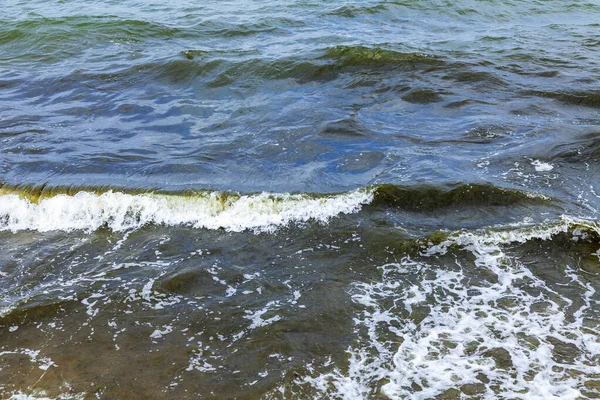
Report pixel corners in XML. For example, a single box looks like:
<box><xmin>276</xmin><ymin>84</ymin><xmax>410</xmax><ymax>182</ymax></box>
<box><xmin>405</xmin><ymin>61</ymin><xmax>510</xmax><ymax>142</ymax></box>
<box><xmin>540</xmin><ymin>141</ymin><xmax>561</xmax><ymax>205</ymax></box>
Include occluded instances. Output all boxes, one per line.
<box><xmin>0</xmin><ymin>187</ymin><xmax>372</xmax><ymax>233</ymax></box>
<box><xmin>0</xmin><ymin>183</ymin><xmax>554</xmax><ymax>233</ymax></box>
<box><xmin>0</xmin><ymin>183</ymin><xmax>558</xmax><ymax>233</ymax></box>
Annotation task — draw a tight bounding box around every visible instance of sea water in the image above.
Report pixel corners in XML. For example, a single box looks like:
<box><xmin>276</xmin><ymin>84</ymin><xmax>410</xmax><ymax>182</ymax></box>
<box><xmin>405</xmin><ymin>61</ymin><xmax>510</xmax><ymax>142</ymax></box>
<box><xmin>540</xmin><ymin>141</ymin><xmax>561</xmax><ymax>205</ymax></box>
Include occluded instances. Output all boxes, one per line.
<box><xmin>1</xmin><ymin>0</ymin><xmax>600</xmax><ymax>398</ymax></box>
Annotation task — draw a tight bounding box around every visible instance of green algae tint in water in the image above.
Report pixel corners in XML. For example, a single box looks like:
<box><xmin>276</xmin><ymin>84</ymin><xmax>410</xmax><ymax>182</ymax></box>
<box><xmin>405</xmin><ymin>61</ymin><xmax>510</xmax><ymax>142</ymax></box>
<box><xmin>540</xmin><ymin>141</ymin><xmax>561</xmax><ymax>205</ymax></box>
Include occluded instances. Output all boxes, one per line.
<box><xmin>1</xmin><ymin>0</ymin><xmax>600</xmax><ymax>399</ymax></box>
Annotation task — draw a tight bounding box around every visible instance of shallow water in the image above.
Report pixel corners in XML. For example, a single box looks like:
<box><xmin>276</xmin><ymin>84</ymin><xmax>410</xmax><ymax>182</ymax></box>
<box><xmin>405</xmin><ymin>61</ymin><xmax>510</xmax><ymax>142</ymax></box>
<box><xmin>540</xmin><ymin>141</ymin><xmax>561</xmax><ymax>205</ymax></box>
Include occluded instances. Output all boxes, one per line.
<box><xmin>1</xmin><ymin>0</ymin><xmax>600</xmax><ymax>399</ymax></box>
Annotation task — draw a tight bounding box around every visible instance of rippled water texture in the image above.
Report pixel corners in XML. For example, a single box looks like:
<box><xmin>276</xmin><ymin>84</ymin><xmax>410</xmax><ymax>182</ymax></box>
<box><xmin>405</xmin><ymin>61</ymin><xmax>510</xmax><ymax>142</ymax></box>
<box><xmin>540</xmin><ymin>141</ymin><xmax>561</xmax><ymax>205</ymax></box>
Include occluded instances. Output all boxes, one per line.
<box><xmin>1</xmin><ymin>0</ymin><xmax>600</xmax><ymax>398</ymax></box>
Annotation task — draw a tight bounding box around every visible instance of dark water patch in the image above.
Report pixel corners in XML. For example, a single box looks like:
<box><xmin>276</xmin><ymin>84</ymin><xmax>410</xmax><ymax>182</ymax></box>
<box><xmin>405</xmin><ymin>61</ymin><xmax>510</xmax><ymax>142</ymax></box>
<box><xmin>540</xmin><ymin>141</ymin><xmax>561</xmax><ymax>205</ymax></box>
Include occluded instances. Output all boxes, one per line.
<box><xmin>122</xmin><ymin>58</ymin><xmax>223</xmax><ymax>86</ymax></box>
<box><xmin>2</xmin><ymin>146</ymin><xmax>51</xmax><ymax>155</ymax></box>
<box><xmin>462</xmin><ymin>124</ymin><xmax>512</xmax><ymax>143</ymax></box>
<box><xmin>181</xmin><ymin>49</ymin><xmax>207</xmax><ymax>60</ymax></box>
<box><xmin>370</xmin><ymin>184</ymin><xmax>549</xmax><ymax>212</ymax></box>
<box><xmin>0</xmin><ymin>298</ymin><xmax>75</xmax><ymax>327</ymax></box>
<box><xmin>479</xmin><ymin>35</ymin><xmax>510</xmax><ymax>42</ymax></box>
<box><xmin>322</xmin><ymin>45</ymin><xmax>444</xmax><ymax>69</ymax></box>
<box><xmin>582</xmin><ymin>38</ymin><xmax>600</xmax><ymax>48</ymax></box>
<box><xmin>0</xmin><ymin>128</ymin><xmax>48</xmax><ymax>139</ymax></box>
<box><xmin>205</xmin><ymin>58</ymin><xmax>337</xmax><ymax>87</ymax></box>
<box><xmin>0</xmin><ymin>78</ymin><xmax>25</xmax><ymax>89</ymax></box>
<box><xmin>156</xmin><ymin>266</ymin><xmax>239</xmax><ymax>298</ymax></box>
<box><xmin>272</xmin><ymin>60</ymin><xmax>341</xmax><ymax>83</ymax></box>
<box><xmin>317</xmin><ymin>118</ymin><xmax>374</xmax><ymax>139</ymax></box>
<box><xmin>523</xmin><ymin>90</ymin><xmax>600</xmax><ymax>108</ymax></box>
<box><xmin>114</xmin><ymin>102</ymin><xmax>155</xmax><ymax>116</ymax></box>
<box><xmin>323</xmin><ymin>4</ymin><xmax>387</xmax><ymax>18</ymax></box>
<box><xmin>548</xmin><ymin>337</ymin><xmax>580</xmax><ymax>364</ymax></box>
<box><xmin>147</xmin><ymin>59</ymin><xmax>224</xmax><ymax>84</ymax></box>
<box><xmin>0</xmin><ymin>27</ymin><xmax>26</xmax><ymax>44</ymax></box>
<box><xmin>443</xmin><ymin>99</ymin><xmax>489</xmax><ymax>109</ymax></box>
<box><xmin>401</xmin><ymin>88</ymin><xmax>445</xmax><ymax>104</ymax></box>
<box><xmin>535</xmin><ymin>70</ymin><xmax>559</xmax><ymax>78</ymax></box>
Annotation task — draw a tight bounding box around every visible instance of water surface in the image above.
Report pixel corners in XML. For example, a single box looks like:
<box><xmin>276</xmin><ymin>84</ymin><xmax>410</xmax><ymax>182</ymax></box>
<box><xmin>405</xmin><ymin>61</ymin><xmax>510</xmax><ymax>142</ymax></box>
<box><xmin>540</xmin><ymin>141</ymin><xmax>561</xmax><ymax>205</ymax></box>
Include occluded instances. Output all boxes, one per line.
<box><xmin>1</xmin><ymin>0</ymin><xmax>600</xmax><ymax>398</ymax></box>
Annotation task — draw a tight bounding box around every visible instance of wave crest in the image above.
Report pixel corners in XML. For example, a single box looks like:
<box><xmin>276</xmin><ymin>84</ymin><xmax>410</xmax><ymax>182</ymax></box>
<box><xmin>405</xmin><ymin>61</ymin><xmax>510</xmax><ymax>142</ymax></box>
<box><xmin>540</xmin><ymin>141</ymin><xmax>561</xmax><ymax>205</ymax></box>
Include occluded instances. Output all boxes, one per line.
<box><xmin>0</xmin><ymin>188</ymin><xmax>373</xmax><ymax>233</ymax></box>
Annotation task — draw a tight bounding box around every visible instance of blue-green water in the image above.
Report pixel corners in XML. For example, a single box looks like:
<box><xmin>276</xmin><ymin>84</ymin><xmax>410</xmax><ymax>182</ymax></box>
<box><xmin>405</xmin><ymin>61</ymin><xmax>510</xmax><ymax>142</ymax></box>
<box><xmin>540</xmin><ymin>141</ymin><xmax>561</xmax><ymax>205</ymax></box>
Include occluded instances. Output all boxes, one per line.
<box><xmin>1</xmin><ymin>0</ymin><xmax>600</xmax><ymax>398</ymax></box>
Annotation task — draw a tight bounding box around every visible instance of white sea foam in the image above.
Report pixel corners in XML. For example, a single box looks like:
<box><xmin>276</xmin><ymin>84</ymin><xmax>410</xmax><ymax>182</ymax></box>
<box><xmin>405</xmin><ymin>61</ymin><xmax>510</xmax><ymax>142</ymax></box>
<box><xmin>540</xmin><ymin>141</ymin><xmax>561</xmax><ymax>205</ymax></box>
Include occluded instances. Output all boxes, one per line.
<box><xmin>531</xmin><ymin>159</ymin><xmax>554</xmax><ymax>172</ymax></box>
<box><xmin>0</xmin><ymin>348</ymin><xmax>57</xmax><ymax>372</ymax></box>
<box><xmin>8</xmin><ymin>390</ymin><xmax>85</xmax><ymax>400</ymax></box>
<box><xmin>0</xmin><ymin>305</ymin><xmax>15</xmax><ymax>318</ymax></box>
<box><xmin>0</xmin><ymin>189</ymin><xmax>373</xmax><ymax>233</ymax></box>
<box><xmin>303</xmin><ymin>216</ymin><xmax>600</xmax><ymax>399</ymax></box>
